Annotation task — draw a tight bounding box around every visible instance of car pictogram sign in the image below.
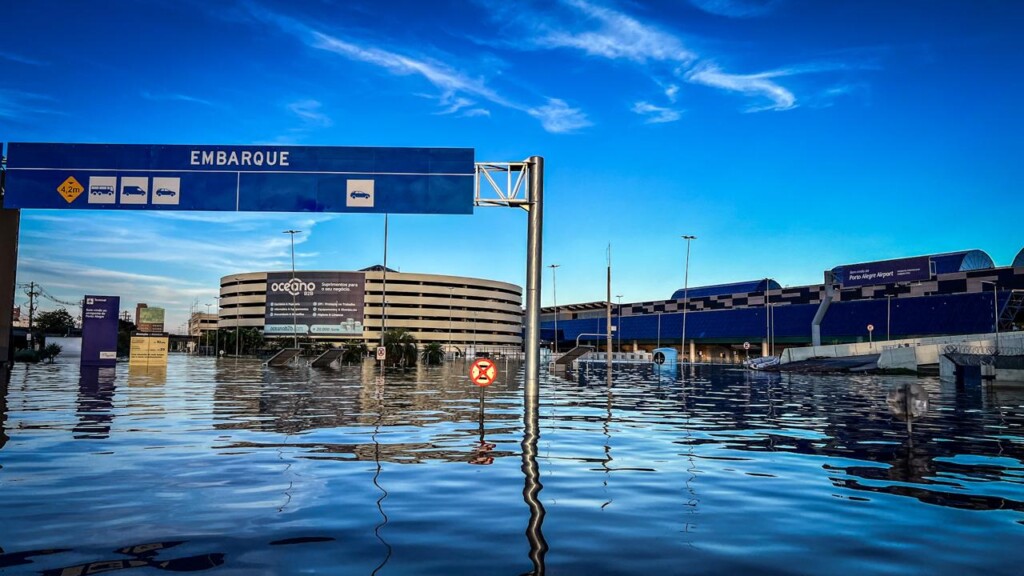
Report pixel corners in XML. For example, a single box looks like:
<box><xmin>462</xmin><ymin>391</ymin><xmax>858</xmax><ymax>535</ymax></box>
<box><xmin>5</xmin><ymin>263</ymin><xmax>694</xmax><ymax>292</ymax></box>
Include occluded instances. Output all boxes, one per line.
<box><xmin>57</xmin><ymin>176</ymin><xmax>84</xmax><ymax>203</ymax></box>
<box><xmin>470</xmin><ymin>358</ymin><xmax>498</xmax><ymax>387</ymax></box>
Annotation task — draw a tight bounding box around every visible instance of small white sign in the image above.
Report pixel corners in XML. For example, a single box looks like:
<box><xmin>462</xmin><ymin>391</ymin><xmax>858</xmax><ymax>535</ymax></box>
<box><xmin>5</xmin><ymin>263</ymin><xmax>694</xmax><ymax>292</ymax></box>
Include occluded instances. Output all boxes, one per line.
<box><xmin>743</xmin><ymin>342</ymin><xmax>751</xmax><ymax>350</ymax></box>
<box><xmin>99</xmin><ymin>351</ymin><xmax>116</xmax><ymax>359</ymax></box>
<box><xmin>346</xmin><ymin>179</ymin><xmax>375</xmax><ymax>208</ymax></box>
<box><xmin>867</xmin><ymin>324</ymin><xmax>875</xmax><ymax>332</ymax></box>
<box><xmin>152</xmin><ymin>177</ymin><xmax>181</xmax><ymax>205</ymax></box>
<box><xmin>376</xmin><ymin>346</ymin><xmax>386</xmax><ymax>360</ymax></box>
<box><xmin>120</xmin><ymin>176</ymin><xmax>149</xmax><ymax>204</ymax></box>
<box><xmin>88</xmin><ymin>176</ymin><xmax>117</xmax><ymax>204</ymax></box>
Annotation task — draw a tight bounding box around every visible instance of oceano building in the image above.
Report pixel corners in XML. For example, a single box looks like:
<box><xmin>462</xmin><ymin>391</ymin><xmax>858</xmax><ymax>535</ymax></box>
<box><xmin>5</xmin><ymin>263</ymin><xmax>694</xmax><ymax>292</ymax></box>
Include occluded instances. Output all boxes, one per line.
<box><xmin>218</xmin><ymin>266</ymin><xmax>523</xmax><ymax>354</ymax></box>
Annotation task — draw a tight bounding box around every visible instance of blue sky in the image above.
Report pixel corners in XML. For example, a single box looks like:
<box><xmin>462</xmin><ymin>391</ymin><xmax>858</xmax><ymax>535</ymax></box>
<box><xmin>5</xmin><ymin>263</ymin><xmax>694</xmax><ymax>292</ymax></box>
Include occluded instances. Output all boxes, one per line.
<box><xmin>3</xmin><ymin>0</ymin><xmax>1022</xmax><ymax>331</ymax></box>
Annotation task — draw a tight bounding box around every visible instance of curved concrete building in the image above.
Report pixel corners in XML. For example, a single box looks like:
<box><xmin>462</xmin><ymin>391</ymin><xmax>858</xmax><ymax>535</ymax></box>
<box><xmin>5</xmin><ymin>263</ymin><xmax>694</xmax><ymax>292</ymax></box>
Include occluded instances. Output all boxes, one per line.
<box><xmin>219</xmin><ymin>266</ymin><xmax>522</xmax><ymax>353</ymax></box>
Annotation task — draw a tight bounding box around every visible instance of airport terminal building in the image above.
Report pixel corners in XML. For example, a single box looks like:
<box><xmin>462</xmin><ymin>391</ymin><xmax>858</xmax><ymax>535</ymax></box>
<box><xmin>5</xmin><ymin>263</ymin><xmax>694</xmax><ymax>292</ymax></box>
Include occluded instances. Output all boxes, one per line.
<box><xmin>218</xmin><ymin>266</ymin><xmax>522</xmax><ymax>354</ymax></box>
<box><xmin>542</xmin><ymin>249</ymin><xmax>1024</xmax><ymax>362</ymax></box>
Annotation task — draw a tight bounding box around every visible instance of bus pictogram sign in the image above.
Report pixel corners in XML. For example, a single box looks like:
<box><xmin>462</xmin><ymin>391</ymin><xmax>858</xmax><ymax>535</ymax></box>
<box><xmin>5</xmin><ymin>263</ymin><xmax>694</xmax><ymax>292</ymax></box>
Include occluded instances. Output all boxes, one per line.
<box><xmin>470</xmin><ymin>358</ymin><xmax>498</xmax><ymax>387</ymax></box>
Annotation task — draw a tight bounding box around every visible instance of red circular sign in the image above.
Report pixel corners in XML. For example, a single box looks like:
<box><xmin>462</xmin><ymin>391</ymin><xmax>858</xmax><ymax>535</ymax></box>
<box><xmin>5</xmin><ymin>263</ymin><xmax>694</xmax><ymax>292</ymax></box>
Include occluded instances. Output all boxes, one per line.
<box><xmin>469</xmin><ymin>358</ymin><xmax>498</xmax><ymax>387</ymax></box>
<box><xmin>867</xmin><ymin>324</ymin><xmax>875</xmax><ymax>332</ymax></box>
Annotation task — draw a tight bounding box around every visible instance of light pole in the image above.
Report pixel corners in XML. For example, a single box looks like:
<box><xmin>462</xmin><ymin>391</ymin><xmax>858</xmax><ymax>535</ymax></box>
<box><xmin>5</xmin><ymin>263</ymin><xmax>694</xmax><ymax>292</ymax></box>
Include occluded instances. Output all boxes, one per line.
<box><xmin>616</xmin><ymin>294</ymin><xmax>623</xmax><ymax>353</ymax></box>
<box><xmin>213</xmin><ymin>296</ymin><xmax>221</xmax><ymax>358</ymax></box>
<box><xmin>765</xmin><ymin>278</ymin><xmax>772</xmax><ymax>357</ymax></box>
<box><xmin>681</xmin><ymin>235</ymin><xmax>696</xmax><ymax>363</ymax></box>
<box><xmin>204</xmin><ymin>302</ymin><xmax>212</xmax><ymax>355</ymax></box>
<box><xmin>448</xmin><ymin>286</ymin><xmax>454</xmax><ymax>358</ymax></box>
<box><xmin>548</xmin><ymin>264</ymin><xmax>560</xmax><ymax>355</ymax></box>
<box><xmin>283</xmin><ymin>229</ymin><xmax>300</xmax><ymax>349</ymax></box>
<box><xmin>234</xmin><ymin>288</ymin><xmax>241</xmax><ymax>357</ymax></box>
<box><xmin>981</xmin><ymin>281</ymin><xmax>999</xmax><ymax>353</ymax></box>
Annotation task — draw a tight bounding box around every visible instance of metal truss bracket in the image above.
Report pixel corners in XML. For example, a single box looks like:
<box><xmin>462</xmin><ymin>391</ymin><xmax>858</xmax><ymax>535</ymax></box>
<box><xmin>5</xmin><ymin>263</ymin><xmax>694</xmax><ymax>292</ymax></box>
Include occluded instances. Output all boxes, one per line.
<box><xmin>475</xmin><ymin>161</ymin><xmax>532</xmax><ymax>210</ymax></box>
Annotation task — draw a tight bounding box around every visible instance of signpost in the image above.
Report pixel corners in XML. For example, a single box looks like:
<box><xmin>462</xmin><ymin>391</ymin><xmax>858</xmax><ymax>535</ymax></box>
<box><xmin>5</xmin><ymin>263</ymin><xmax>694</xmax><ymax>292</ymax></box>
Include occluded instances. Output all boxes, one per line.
<box><xmin>3</xmin><ymin>143</ymin><xmax>475</xmax><ymax>215</ymax></box>
<box><xmin>470</xmin><ymin>358</ymin><xmax>498</xmax><ymax>387</ymax></box>
<box><xmin>81</xmin><ymin>295</ymin><xmax>120</xmax><ymax>367</ymax></box>
<box><xmin>867</xmin><ymin>324</ymin><xmax>875</xmax><ymax>345</ymax></box>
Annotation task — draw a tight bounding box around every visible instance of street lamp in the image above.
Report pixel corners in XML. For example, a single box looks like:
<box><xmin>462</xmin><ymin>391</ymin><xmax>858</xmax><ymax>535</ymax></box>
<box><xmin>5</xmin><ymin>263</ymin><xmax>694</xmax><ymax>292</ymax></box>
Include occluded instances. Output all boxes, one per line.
<box><xmin>213</xmin><ymin>295</ymin><xmax>221</xmax><ymax>358</ymax></box>
<box><xmin>981</xmin><ymin>281</ymin><xmax>999</xmax><ymax>353</ymax></box>
<box><xmin>548</xmin><ymin>264</ymin><xmax>560</xmax><ymax>355</ymax></box>
<box><xmin>765</xmin><ymin>278</ymin><xmax>772</xmax><ymax>357</ymax></box>
<box><xmin>283</xmin><ymin>229</ymin><xmax>301</xmax><ymax>349</ymax></box>
<box><xmin>616</xmin><ymin>294</ymin><xmax>623</xmax><ymax>353</ymax></box>
<box><xmin>681</xmin><ymin>235</ymin><xmax>696</xmax><ymax>363</ymax></box>
<box><xmin>448</xmin><ymin>286</ymin><xmax>454</xmax><ymax>358</ymax></box>
<box><xmin>204</xmin><ymin>302</ymin><xmax>212</xmax><ymax>355</ymax></box>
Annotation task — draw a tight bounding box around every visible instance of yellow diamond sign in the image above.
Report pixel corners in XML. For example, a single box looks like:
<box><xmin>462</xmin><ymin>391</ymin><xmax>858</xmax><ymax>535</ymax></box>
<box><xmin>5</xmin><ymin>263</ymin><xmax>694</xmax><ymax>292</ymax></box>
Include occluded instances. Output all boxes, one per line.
<box><xmin>57</xmin><ymin>176</ymin><xmax>84</xmax><ymax>203</ymax></box>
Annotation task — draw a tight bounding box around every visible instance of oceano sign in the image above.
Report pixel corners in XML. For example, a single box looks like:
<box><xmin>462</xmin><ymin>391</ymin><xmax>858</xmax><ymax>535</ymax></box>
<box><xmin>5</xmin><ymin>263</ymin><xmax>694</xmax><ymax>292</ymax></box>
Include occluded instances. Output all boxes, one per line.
<box><xmin>270</xmin><ymin>278</ymin><xmax>316</xmax><ymax>296</ymax></box>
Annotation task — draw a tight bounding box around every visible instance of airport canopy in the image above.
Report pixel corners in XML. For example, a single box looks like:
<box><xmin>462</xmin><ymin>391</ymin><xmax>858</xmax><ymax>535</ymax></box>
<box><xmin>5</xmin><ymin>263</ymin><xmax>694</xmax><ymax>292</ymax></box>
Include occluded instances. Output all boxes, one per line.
<box><xmin>929</xmin><ymin>249</ymin><xmax>994</xmax><ymax>273</ymax></box>
<box><xmin>671</xmin><ymin>279</ymin><xmax>781</xmax><ymax>301</ymax></box>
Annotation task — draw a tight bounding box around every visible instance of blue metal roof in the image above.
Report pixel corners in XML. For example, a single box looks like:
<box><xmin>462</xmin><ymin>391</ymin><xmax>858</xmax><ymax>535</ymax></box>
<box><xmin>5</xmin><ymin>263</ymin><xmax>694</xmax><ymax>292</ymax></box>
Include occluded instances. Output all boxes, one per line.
<box><xmin>543</xmin><ymin>292</ymin><xmax>1003</xmax><ymax>344</ymax></box>
<box><xmin>671</xmin><ymin>279</ymin><xmax>781</xmax><ymax>300</ymax></box>
<box><xmin>929</xmin><ymin>250</ymin><xmax>994</xmax><ymax>274</ymax></box>
<box><xmin>1014</xmin><ymin>247</ymin><xmax>1024</xmax><ymax>268</ymax></box>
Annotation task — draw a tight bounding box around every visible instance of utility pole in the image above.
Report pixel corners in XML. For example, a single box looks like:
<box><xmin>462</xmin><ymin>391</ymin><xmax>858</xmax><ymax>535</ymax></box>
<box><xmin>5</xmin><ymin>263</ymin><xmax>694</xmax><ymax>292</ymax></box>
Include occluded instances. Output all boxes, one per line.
<box><xmin>26</xmin><ymin>282</ymin><xmax>38</xmax><ymax>350</ymax></box>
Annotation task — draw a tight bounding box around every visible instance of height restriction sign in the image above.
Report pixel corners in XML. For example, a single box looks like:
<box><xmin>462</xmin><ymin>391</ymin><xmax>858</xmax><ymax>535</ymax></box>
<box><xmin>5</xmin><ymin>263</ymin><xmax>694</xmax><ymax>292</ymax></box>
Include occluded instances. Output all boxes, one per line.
<box><xmin>469</xmin><ymin>358</ymin><xmax>498</xmax><ymax>387</ymax></box>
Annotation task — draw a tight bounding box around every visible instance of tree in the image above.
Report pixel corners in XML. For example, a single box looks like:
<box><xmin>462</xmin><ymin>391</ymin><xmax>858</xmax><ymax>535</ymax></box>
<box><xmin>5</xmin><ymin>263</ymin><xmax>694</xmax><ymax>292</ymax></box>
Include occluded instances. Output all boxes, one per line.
<box><xmin>342</xmin><ymin>342</ymin><xmax>369</xmax><ymax>365</ymax></box>
<box><xmin>40</xmin><ymin>343</ymin><xmax>62</xmax><ymax>363</ymax></box>
<box><xmin>383</xmin><ymin>328</ymin><xmax>418</xmax><ymax>367</ymax></box>
<box><xmin>420</xmin><ymin>342</ymin><xmax>445</xmax><ymax>365</ymax></box>
<box><xmin>36</xmin><ymin>308</ymin><xmax>76</xmax><ymax>335</ymax></box>
<box><xmin>118</xmin><ymin>319</ymin><xmax>136</xmax><ymax>357</ymax></box>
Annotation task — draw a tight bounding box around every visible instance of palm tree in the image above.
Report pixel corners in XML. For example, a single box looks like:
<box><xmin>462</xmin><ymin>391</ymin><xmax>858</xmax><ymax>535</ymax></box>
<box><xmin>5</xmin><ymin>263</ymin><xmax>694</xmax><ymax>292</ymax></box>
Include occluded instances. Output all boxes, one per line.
<box><xmin>382</xmin><ymin>328</ymin><xmax>418</xmax><ymax>367</ymax></box>
<box><xmin>421</xmin><ymin>342</ymin><xmax>445</xmax><ymax>365</ymax></box>
<box><xmin>341</xmin><ymin>342</ymin><xmax>369</xmax><ymax>364</ymax></box>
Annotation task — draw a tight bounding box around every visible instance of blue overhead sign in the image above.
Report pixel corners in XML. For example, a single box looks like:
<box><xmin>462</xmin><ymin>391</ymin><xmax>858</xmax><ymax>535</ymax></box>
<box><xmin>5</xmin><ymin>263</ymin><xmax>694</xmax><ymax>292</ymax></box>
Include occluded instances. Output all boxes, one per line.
<box><xmin>2</xmin><ymin>143</ymin><xmax>475</xmax><ymax>214</ymax></box>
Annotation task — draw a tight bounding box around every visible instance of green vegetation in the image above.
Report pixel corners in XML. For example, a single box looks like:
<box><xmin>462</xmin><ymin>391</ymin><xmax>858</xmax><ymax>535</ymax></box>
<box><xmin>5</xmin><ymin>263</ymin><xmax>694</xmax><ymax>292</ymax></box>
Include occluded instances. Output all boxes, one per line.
<box><xmin>41</xmin><ymin>343</ymin><xmax>62</xmax><ymax>363</ymax></box>
<box><xmin>341</xmin><ymin>342</ymin><xmax>369</xmax><ymax>364</ymax></box>
<box><xmin>383</xmin><ymin>328</ymin><xmax>418</xmax><ymax>367</ymax></box>
<box><xmin>420</xmin><ymin>342</ymin><xmax>445</xmax><ymax>365</ymax></box>
<box><xmin>35</xmin><ymin>308</ymin><xmax>76</xmax><ymax>335</ymax></box>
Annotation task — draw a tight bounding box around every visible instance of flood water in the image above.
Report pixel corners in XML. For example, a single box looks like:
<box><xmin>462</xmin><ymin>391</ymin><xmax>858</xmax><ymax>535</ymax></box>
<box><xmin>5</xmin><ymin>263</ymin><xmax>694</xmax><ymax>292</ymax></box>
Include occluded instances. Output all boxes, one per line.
<box><xmin>1</xmin><ymin>355</ymin><xmax>1022</xmax><ymax>575</ymax></box>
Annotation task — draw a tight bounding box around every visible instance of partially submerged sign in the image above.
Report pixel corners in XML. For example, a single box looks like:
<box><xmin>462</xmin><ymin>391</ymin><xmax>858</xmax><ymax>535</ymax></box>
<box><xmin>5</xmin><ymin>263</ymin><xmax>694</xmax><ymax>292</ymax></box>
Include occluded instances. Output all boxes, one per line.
<box><xmin>81</xmin><ymin>295</ymin><xmax>119</xmax><ymax>367</ymax></box>
<box><xmin>3</xmin><ymin>143</ymin><xmax>475</xmax><ymax>215</ymax></box>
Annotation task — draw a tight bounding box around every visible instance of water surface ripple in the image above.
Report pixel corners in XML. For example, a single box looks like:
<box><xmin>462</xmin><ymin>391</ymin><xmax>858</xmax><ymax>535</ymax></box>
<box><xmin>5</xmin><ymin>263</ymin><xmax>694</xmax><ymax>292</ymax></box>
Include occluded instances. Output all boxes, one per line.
<box><xmin>1</xmin><ymin>357</ymin><xmax>1022</xmax><ymax>574</ymax></box>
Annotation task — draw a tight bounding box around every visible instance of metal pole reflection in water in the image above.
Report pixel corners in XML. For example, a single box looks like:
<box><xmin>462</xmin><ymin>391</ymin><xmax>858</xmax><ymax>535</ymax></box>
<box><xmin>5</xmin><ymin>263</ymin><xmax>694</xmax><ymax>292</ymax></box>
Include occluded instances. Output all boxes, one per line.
<box><xmin>371</xmin><ymin>374</ymin><xmax>392</xmax><ymax>576</ymax></box>
<box><xmin>521</xmin><ymin>368</ymin><xmax>548</xmax><ymax>575</ymax></box>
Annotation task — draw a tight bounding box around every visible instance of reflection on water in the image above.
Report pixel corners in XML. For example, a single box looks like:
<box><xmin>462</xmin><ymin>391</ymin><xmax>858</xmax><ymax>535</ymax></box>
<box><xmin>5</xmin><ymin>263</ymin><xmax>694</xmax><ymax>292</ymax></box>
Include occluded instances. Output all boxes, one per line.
<box><xmin>0</xmin><ymin>357</ymin><xmax>1022</xmax><ymax>574</ymax></box>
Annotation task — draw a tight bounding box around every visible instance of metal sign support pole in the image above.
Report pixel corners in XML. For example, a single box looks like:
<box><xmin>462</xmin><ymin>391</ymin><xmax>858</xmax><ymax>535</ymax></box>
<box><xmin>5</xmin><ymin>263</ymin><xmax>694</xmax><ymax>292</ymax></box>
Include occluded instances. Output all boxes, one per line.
<box><xmin>524</xmin><ymin>156</ymin><xmax>544</xmax><ymax>391</ymax></box>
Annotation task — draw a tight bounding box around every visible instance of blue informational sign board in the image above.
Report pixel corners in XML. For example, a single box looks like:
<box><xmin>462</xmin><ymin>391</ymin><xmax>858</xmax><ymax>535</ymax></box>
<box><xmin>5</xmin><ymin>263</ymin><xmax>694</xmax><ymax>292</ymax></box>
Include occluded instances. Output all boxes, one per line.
<box><xmin>2</xmin><ymin>143</ymin><xmax>475</xmax><ymax>215</ymax></box>
<box><xmin>81</xmin><ymin>295</ymin><xmax>120</xmax><ymax>367</ymax></box>
<box><xmin>838</xmin><ymin>256</ymin><xmax>932</xmax><ymax>287</ymax></box>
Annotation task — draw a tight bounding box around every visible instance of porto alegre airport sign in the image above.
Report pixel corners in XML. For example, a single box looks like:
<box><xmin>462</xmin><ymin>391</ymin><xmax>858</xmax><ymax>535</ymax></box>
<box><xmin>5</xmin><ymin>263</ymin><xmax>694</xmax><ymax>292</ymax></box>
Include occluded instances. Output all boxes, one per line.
<box><xmin>81</xmin><ymin>295</ymin><xmax>120</xmax><ymax>367</ymax></box>
<box><xmin>2</xmin><ymin>142</ymin><xmax>475</xmax><ymax>215</ymax></box>
<box><xmin>838</xmin><ymin>255</ymin><xmax>932</xmax><ymax>287</ymax></box>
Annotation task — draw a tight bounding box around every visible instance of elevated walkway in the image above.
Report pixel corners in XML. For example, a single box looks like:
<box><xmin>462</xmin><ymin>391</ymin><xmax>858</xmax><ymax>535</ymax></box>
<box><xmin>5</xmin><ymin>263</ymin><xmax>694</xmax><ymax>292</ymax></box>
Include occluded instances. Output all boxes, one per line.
<box><xmin>310</xmin><ymin>348</ymin><xmax>344</xmax><ymax>368</ymax></box>
<box><xmin>550</xmin><ymin>346</ymin><xmax>594</xmax><ymax>375</ymax></box>
<box><xmin>265</xmin><ymin>348</ymin><xmax>301</xmax><ymax>367</ymax></box>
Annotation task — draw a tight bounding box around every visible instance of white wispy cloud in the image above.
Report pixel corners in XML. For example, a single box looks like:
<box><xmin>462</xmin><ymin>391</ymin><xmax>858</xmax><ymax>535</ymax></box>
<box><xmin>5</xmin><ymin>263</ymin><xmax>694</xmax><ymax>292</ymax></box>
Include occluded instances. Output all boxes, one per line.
<box><xmin>241</xmin><ymin>3</ymin><xmax>588</xmax><ymax>133</ymax></box>
<box><xmin>537</xmin><ymin>0</ymin><xmax>697</xmax><ymax>65</ymax></box>
<box><xmin>685</xmin><ymin>63</ymin><xmax>796</xmax><ymax>111</ymax></box>
<box><xmin>632</xmin><ymin>101</ymin><xmax>682</xmax><ymax>123</ymax></box>
<box><xmin>0</xmin><ymin>50</ymin><xmax>46</xmax><ymax>66</ymax></box>
<box><xmin>528</xmin><ymin>98</ymin><xmax>593</xmax><ymax>132</ymax></box>
<box><xmin>688</xmin><ymin>0</ymin><xmax>782</xmax><ymax>18</ymax></box>
<box><xmin>140</xmin><ymin>91</ymin><xmax>215</xmax><ymax>106</ymax></box>
<box><xmin>287</xmin><ymin>99</ymin><xmax>333</xmax><ymax>127</ymax></box>
<box><xmin>0</xmin><ymin>89</ymin><xmax>61</xmax><ymax>120</ymax></box>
